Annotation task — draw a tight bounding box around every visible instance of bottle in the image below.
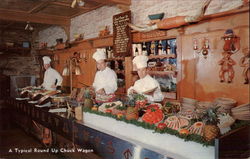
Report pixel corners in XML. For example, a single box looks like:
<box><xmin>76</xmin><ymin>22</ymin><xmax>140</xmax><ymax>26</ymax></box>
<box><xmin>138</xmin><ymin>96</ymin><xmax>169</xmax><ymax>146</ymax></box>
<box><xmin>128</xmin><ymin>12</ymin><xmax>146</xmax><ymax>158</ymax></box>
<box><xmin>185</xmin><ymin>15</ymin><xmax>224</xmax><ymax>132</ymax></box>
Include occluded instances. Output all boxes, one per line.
<box><xmin>142</xmin><ymin>42</ymin><xmax>147</xmax><ymax>56</ymax></box>
<box><xmin>171</xmin><ymin>40</ymin><xmax>177</xmax><ymax>55</ymax></box>
<box><xmin>154</xmin><ymin>41</ymin><xmax>159</xmax><ymax>55</ymax></box>
<box><xmin>107</xmin><ymin>46</ymin><xmax>112</xmax><ymax>58</ymax></box>
<box><xmin>137</xmin><ymin>44</ymin><xmax>142</xmax><ymax>55</ymax></box>
<box><xmin>167</xmin><ymin>42</ymin><xmax>171</xmax><ymax>54</ymax></box>
<box><xmin>158</xmin><ymin>40</ymin><xmax>163</xmax><ymax>55</ymax></box>
<box><xmin>135</xmin><ymin>47</ymin><xmax>139</xmax><ymax>56</ymax></box>
<box><xmin>151</xmin><ymin>41</ymin><xmax>155</xmax><ymax>55</ymax></box>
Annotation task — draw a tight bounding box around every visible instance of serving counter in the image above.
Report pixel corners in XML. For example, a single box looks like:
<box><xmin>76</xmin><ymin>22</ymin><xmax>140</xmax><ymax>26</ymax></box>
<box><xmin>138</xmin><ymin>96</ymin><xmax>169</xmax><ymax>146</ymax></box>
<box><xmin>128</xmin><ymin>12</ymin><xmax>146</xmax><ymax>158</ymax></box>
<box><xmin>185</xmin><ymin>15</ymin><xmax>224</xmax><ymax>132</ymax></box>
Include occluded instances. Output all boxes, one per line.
<box><xmin>5</xmin><ymin>98</ymin><xmax>249</xmax><ymax>159</ymax></box>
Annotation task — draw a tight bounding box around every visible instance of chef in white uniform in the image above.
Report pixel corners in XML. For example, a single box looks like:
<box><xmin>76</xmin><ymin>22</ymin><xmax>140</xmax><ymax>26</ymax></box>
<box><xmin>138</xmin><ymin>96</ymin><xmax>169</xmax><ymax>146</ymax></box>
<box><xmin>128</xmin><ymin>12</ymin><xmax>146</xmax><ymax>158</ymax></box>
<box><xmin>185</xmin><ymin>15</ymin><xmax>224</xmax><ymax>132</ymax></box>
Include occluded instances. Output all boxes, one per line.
<box><xmin>41</xmin><ymin>56</ymin><xmax>63</xmax><ymax>91</ymax></box>
<box><xmin>92</xmin><ymin>48</ymin><xmax>117</xmax><ymax>95</ymax></box>
<box><xmin>128</xmin><ymin>55</ymin><xmax>163</xmax><ymax>102</ymax></box>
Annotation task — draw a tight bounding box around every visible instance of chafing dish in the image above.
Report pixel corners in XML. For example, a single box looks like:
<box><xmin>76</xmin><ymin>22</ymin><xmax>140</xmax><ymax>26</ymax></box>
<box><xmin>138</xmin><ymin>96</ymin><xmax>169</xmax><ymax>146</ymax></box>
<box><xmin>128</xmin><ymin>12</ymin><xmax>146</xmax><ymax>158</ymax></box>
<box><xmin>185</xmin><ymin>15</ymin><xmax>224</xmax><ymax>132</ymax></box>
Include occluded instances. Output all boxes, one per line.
<box><xmin>38</xmin><ymin>90</ymin><xmax>59</xmax><ymax>105</ymax></box>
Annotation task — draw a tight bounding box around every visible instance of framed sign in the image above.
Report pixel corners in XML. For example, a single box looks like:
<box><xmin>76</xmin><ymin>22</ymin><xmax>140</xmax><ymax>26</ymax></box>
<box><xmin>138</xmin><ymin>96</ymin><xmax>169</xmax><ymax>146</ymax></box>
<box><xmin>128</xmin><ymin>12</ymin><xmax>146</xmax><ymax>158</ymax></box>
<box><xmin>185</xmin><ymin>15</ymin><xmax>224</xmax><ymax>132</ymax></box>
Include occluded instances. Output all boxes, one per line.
<box><xmin>113</xmin><ymin>11</ymin><xmax>132</xmax><ymax>57</ymax></box>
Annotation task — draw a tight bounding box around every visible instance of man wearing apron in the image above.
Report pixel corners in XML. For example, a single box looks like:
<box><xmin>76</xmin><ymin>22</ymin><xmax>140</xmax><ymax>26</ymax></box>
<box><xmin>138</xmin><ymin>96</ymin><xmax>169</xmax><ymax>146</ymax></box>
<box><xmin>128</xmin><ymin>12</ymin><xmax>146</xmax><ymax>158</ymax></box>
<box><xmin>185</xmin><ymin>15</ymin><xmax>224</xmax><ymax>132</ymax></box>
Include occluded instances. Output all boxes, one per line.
<box><xmin>128</xmin><ymin>55</ymin><xmax>163</xmax><ymax>103</ymax></box>
<box><xmin>92</xmin><ymin>48</ymin><xmax>117</xmax><ymax>102</ymax></box>
<box><xmin>41</xmin><ymin>56</ymin><xmax>63</xmax><ymax>90</ymax></box>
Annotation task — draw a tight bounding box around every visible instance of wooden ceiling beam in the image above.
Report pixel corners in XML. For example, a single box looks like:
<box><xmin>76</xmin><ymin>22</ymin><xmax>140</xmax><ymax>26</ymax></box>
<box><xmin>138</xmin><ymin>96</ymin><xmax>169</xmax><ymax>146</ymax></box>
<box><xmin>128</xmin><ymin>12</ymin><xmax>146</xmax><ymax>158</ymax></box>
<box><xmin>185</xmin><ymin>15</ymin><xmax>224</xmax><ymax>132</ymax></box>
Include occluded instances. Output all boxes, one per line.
<box><xmin>0</xmin><ymin>9</ymin><xmax>70</xmax><ymax>26</ymax></box>
<box><xmin>70</xmin><ymin>4</ymin><xmax>104</xmax><ymax>18</ymax></box>
<box><xmin>90</xmin><ymin>0</ymin><xmax>131</xmax><ymax>5</ymax></box>
<box><xmin>51</xmin><ymin>1</ymin><xmax>97</xmax><ymax>10</ymax></box>
<box><xmin>50</xmin><ymin>1</ymin><xmax>71</xmax><ymax>7</ymax></box>
<box><xmin>28</xmin><ymin>1</ymin><xmax>51</xmax><ymax>14</ymax></box>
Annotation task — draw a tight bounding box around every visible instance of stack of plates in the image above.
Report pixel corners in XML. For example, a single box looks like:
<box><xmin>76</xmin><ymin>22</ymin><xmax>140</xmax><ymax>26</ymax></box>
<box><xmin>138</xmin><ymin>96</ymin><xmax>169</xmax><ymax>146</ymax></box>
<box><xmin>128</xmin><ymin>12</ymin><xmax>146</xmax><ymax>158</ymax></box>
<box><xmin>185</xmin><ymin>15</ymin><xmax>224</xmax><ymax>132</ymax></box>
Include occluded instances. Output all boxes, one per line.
<box><xmin>231</xmin><ymin>103</ymin><xmax>250</xmax><ymax>120</ymax></box>
<box><xmin>181</xmin><ymin>97</ymin><xmax>197</xmax><ymax>112</ymax></box>
<box><xmin>213</xmin><ymin>97</ymin><xmax>237</xmax><ymax>113</ymax></box>
<box><xmin>196</xmin><ymin>101</ymin><xmax>213</xmax><ymax>114</ymax></box>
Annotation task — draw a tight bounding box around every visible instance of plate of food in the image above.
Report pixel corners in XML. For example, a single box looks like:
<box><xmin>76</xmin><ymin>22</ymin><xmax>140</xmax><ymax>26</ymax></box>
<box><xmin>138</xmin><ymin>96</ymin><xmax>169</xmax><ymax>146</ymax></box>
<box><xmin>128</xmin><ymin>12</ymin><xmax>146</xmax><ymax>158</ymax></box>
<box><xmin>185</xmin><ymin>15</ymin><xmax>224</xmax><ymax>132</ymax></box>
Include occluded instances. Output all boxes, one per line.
<box><xmin>98</xmin><ymin>101</ymin><xmax>123</xmax><ymax>113</ymax></box>
<box><xmin>142</xmin><ymin>104</ymin><xmax>164</xmax><ymax>124</ymax></box>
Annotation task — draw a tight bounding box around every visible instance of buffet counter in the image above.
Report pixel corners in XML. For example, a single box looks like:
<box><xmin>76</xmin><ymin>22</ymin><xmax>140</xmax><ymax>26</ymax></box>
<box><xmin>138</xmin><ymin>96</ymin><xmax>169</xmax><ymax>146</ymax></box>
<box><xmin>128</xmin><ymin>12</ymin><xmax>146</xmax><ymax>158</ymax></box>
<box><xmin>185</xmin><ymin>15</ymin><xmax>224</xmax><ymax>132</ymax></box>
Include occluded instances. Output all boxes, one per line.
<box><xmin>6</xmin><ymin>98</ymin><xmax>249</xmax><ymax>159</ymax></box>
<box><xmin>83</xmin><ymin>112</ymin><xmax>214</xmax><ymax>159</ymax></box>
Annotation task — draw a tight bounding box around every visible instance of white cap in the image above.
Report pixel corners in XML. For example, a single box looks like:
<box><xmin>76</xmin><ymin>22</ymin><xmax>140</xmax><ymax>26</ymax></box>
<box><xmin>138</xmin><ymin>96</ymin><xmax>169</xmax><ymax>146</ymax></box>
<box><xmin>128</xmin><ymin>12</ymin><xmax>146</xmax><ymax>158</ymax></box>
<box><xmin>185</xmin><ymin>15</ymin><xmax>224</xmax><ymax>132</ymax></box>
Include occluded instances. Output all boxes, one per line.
<box><xmin>43</xmin><ymin>56</ymin><xmax>51</xmax><ymax>65</ymax></box>
<box><xmin>92</xmin><ymin>48</ymin><xmax>106</xmax><ymax>62</ymax></box>
<box><xmin>133</xmin><ymin>55</ymin><xmax>148</xmax><ymax>69</ymax></box>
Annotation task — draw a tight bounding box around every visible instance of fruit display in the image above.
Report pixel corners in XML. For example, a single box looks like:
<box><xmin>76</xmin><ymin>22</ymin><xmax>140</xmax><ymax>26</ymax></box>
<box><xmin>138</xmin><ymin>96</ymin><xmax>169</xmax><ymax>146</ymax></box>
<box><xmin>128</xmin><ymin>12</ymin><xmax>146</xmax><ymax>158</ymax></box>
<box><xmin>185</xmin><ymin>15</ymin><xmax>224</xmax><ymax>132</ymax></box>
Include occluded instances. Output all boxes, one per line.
<box><xmin>142</xmin><ymin>105</ymin><xmax>164</xmax><ymax>124</ymax></box>
<box><xmin>83</xmin><ymin>89</ymin><xmax>93</xmax><ymax>108</ymax></box>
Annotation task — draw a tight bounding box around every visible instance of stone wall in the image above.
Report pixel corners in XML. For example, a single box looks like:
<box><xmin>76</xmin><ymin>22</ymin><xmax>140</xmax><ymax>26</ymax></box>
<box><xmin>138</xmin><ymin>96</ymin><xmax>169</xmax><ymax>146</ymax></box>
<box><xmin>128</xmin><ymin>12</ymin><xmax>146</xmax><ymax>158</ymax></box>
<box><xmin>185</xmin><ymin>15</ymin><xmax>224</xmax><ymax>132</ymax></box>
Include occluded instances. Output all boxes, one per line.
<box><xmin>38</xmin><ymin>0</ymin><xmax>244</xmax><ymax>46</ymax></box>
<box><xmin>0</xmin><ymin>30</ymin><xmax>40</xmax><ymax>78</ymax></box>
<box><xmin>70</xmin><ymin>5</ymin><xmax>120</xmax><ymax>40</ymax></box>
<box><xmin>38</xmin><ymin>26</ymin><xmax>68</xmax><ymax>47</ymax></box>
<box><xmin>0</xmin><ymin>55</ymin><xmax>40</xmax><ymax>78</ymax></box>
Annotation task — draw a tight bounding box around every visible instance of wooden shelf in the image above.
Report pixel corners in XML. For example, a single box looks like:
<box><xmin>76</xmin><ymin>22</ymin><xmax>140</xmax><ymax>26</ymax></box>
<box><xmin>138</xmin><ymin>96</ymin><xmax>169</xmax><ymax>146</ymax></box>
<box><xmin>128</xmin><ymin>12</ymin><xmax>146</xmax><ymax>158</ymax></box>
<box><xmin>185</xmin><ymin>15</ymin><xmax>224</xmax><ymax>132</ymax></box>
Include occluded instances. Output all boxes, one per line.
<box><xmin>132</xmin><ymin>70</ymin><xmax>176</xmax><ymax>76</ymax></box>
<box><xmin>106</xmin><ymin>57</ymin><xmax>125</xmax><ymax>61</ymax></box>
<box><xmin>0</xmin><ymin>46</ymin><xmax>31</xmax><ymax>55</ymax></box>
<box><xmin>148</xmin><ymin>54</ymin><xmax>176</xmax><ymax>59</ymax></box>
<box><xmin>36</xmin><ymin>49</ymin><xmax>54</xmax><ymax>55</ymax></box>
<box><xmin>148</xmin><ymin>71</ymin><xmax>176</xmax><ymax>76</ymax></box>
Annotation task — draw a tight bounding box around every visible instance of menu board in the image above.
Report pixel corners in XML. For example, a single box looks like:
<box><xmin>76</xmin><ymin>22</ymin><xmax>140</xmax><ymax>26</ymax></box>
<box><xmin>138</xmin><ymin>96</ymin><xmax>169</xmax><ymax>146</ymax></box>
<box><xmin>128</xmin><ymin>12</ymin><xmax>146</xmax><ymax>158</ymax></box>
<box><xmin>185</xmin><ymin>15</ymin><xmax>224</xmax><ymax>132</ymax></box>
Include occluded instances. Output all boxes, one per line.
<box><xmin>113</xmin><ymin>11</ymin><xmax>132</xmax><ymax>57</ymax></box>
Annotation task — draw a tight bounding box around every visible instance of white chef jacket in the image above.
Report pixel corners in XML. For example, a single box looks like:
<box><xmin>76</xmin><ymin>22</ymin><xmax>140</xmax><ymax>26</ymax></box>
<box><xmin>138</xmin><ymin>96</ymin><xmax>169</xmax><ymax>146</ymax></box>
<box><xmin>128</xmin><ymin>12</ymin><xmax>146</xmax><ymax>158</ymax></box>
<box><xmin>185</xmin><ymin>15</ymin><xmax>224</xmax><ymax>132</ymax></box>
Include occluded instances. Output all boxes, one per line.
<box><xmin>128</xmin><ymin>75</ymin><xmax>163</xmax><ymax>102</ymax></box>
<box><xmin>42</xmin><ymin>67</ymin><xmax>63</xmax><ymax>91</ymax></box>
<box><xmin>93</xmin><ymin>67</ymin><xmax>117</xmax><ymax>94</ymax></box>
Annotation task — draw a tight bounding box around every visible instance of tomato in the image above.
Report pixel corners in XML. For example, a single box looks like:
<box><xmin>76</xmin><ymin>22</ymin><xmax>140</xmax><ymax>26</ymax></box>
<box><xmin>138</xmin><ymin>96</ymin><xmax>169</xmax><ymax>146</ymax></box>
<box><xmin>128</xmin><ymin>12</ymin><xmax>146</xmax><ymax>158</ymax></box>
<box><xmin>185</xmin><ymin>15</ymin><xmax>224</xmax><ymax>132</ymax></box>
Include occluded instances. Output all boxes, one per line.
<box><xmin>105</xmin><ymin>109</ymin><xmax>112</xmax><ymax>113</ymax></box>
<box><xmin>157</xmin><ymin>123</ymin><xmax>167</xmax><ymax>130</ymax></box>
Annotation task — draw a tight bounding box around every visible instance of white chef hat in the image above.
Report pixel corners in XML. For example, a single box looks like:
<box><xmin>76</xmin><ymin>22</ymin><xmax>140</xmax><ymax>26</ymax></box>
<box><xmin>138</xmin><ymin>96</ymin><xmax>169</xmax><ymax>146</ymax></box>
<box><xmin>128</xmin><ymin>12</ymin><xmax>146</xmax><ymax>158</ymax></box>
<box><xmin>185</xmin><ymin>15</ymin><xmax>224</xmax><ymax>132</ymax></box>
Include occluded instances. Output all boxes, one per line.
<box><xmin>133</xmin><ymin>55</ymin><xmax>148</xmax><ymax>69</ymax></box>
<box><xmin>92</xmin><ymin>48</ymin><xmax>106</xmax><ymax>62</ymax></box>
<box><xmin>43</xmin><ymin>56</ymin><xmax>51</xmax><ymax>65</ymax></box>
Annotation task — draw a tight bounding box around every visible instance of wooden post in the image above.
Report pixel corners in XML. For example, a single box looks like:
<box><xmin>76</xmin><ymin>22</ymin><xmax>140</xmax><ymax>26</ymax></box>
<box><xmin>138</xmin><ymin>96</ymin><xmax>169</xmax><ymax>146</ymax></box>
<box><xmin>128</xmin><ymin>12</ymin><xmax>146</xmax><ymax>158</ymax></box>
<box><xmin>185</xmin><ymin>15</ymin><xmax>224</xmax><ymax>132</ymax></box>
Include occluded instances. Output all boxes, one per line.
<box><xmin>61</xmin><ymin>25</ymin><xmax>71</xmax><ymax>41</ymax></box>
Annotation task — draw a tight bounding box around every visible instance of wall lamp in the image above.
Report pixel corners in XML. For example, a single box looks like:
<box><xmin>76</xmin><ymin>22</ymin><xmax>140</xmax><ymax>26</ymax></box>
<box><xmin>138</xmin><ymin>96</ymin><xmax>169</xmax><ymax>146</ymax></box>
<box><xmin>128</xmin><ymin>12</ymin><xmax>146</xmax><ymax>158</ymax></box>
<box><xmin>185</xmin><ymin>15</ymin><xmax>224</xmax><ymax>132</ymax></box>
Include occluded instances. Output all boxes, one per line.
<box><xmin>193</xmin><ymin>38</ymin><xmax>210</xmax><ymax>58</ymax></box>
<box><xmin>62</xmin><ymin>52</ymin><xmax>82</xmax><ymax>93</ymax></box>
